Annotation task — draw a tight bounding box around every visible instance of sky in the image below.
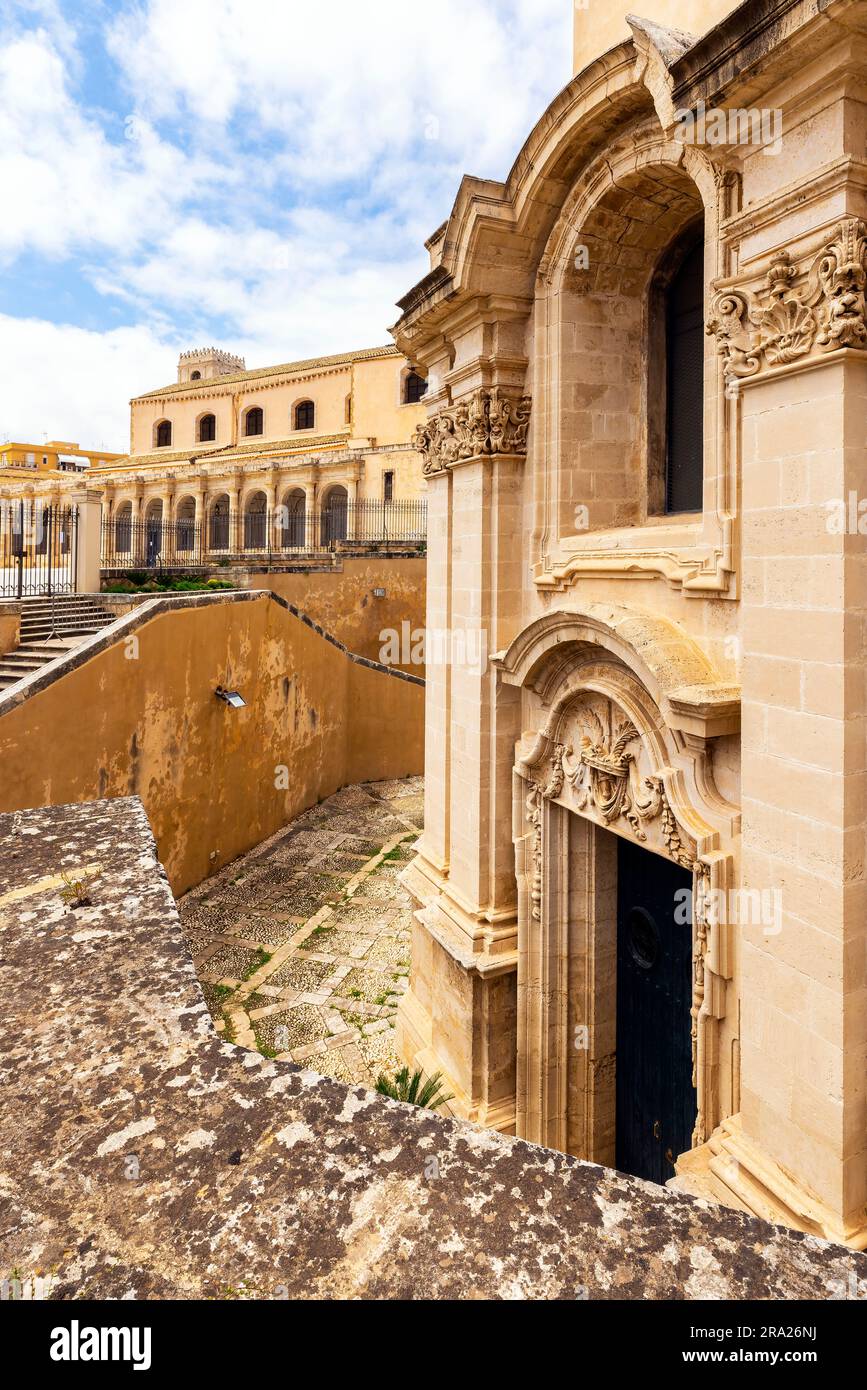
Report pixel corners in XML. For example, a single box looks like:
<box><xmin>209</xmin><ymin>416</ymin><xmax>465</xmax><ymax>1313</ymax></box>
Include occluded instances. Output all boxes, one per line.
<box><xmin>0</xmin><ymin>0</ymin><xmax>572</xmax><ymax>452</ymax></box>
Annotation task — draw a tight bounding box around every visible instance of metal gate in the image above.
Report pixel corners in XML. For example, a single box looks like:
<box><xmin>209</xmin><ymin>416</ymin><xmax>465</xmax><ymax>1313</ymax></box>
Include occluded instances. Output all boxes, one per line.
<box><xmin>0</xmin><ymin>500</ymin><xmax>78</xmax><ymax>598</ymax></box>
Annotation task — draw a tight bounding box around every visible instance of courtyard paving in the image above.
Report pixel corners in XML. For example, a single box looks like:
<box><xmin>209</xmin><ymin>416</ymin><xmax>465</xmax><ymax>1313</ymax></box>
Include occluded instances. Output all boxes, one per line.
<box><xmin>178</xmin><ymin>777</ymin><xmax>423</xmax><ymax>1088</ymax></box>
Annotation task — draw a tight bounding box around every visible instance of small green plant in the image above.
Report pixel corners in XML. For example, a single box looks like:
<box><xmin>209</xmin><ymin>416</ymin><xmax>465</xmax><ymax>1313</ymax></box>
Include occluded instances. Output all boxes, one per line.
<box><xmin>375</xmin><ymin>1066</ymin><xmax>454</xmax><ymax>1110</ymax></box>
<box><xmin>241</xmin><ymin>948</ymin><xmax>272</xmax><ymax>981</ymax></box>
<box><xmin>221</xmin><ymin>1013</ymin><xmax>237</xmax><ymax>1045</ymax></box>
<box><xmin>59</xmin><ymin>870</ymin><xmax>99</xmax><ymax>908</ymax></box>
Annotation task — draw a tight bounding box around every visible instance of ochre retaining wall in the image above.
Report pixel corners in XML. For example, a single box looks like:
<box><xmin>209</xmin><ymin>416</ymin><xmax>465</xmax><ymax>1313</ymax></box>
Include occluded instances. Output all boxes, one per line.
<box><xmin>240</xmin><ymin>556</ymin><xmax>425</xmax><ymax>671</ymax></box>
<box><xmin>0</xmin><ymin>592</ymin><xmax>423</xmax><ymax>895</ymax></box>
<box><xmin>0</xmin><ymin>602</ymin><xmax>20</xmax><ymax>655</ymax></box>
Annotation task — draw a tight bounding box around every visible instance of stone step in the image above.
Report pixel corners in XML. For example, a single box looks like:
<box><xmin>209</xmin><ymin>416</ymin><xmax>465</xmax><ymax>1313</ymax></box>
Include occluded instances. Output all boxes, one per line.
<box><xmin>15</xmin><ymin>642</ymin><xmax>80</xmax><ymax>657</ymax></box>
<box><xmin>20</xmin><ymin>617</ymin><xmax>112</xmax><ymax>634</ymax></box>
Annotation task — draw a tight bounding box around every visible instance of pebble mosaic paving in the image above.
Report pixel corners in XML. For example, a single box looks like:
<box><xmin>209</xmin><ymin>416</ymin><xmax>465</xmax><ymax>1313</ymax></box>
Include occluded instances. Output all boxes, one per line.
<box><xmin>178</xmin><ymin>777</ymin><xmax>423</xmax><ymax>1089</ymax></box>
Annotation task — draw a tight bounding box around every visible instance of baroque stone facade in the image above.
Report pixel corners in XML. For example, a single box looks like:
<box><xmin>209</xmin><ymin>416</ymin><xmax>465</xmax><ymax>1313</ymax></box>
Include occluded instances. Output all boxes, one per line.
<box><xmin>392</xmin><ymin>0</ymin><xmax>867</xmax><ymax>1250</ymax></box>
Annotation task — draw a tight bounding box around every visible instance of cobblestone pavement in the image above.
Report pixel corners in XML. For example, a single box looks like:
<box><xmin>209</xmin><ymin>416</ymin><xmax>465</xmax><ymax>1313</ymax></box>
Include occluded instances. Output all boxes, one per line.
<box><xmin>178</xmin><ymin>777</ymin><xmax>423</xmax><ymax>1089</ymax></box>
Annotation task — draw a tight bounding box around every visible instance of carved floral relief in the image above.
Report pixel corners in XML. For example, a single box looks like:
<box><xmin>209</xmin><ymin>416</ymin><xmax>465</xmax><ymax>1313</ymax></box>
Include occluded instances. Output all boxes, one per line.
<box><xmin>413</xmin><ymin>387</ymin><xmax>531</xmax><ymax>475</ymax></box>
<box><xmin>707</xmin><ymin>218</ymin><xmax>867</xmax><ymax>388</ymax></box>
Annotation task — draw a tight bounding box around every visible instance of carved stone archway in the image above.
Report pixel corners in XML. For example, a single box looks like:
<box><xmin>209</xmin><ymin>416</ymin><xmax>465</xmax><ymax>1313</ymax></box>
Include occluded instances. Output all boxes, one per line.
<box><xmin>495</xmin><ymin>606</ymin><xmax>740</xmax><ymax>1174</ymax></box>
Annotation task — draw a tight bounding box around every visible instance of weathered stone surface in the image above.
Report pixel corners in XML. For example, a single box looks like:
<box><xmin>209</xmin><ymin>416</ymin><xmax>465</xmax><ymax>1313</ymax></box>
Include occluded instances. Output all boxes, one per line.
<box><xmin>1</xmin><ymin>797</ymin><xmax>863</xmax><ymax>1301</ymax></box>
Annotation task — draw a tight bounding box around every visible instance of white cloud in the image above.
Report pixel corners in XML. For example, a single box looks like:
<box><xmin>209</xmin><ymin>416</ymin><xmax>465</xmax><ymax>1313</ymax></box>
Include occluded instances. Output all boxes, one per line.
<box><xmin>0</xmin><ymin>0</ymin><xmax>573</xmax><ymax>447</ymax></box>
<box><xmin>0</xmin><ymin>28</ymin><xmax>231</xmax><ymax>264</ymax></box>
<box><xmin>0</xmin><ymin>314</ymin><xmax>178</xmax><ymax>450</ymax></box>
<box><xmin>108</xmin><ymin>0</ymin><xmax>571</xmax><ymax>182</ymax></box>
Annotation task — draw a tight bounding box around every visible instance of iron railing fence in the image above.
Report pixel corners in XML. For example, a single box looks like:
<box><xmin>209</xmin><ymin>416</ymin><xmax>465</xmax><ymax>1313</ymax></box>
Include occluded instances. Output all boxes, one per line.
<box><xmin>102</xmin><ymin>499</ymin><xmax>427</xmax><ymax>570</ymax></box>
<box><xmin>0</xmin><ymin>500</ymin><xmax>78</xmax><ymax>597</ymax></box>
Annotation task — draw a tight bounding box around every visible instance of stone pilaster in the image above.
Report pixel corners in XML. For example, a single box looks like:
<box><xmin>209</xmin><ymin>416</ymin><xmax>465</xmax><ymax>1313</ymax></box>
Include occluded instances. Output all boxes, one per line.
<box><xmin>398</xmin><ymin>383</ymin><xmax>529</xmax><ymax>1130</ymax></box>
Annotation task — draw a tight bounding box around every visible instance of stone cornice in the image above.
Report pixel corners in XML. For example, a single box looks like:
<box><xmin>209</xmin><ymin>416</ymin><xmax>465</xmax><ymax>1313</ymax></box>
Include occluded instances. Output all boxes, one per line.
<box><xmin>719</xmin><ymin>157</ymin><xmax>867</xmax><ymax>243</ymax></box>
<box><xmin>412</xmin><ymin>388</ymin><xmax>531</xmax><ymax>476</ymax></box>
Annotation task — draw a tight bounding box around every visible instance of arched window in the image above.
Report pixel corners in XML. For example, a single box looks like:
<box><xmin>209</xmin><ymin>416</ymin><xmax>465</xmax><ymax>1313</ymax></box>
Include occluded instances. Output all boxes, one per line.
<box><xmin>294</xmin><ymin>400</ymin><xmax>315</xmax><ymax>430</ymax></box>
<box><xmin>345</xmin><ymin>393</ymin><xmax>352</xmax><ymax>424</ymax></box>
<box><xmin>244</xmin><ymin>406</ymin><xmax>264</xmax><ymax>437</ymax></box>
<box><xmin>155</xmin><ymin>420</ymin><xmax>172</xmax><ymax>448</ymax></box>
<box><xmin>663</xmin><ymin>234</ymin><xmax>704</xmax><ymax>513</ymax></box>
<box><xmin>198</xmin><ymin>413</ymin><xmax>216</xmax><ymax>443</ymax></box>
<box><xmin>404</xmin><ymin>370</ymin><xmax>427</xmax><ymax>404</ymax></box>
<box><xmin>191</xmin><ymin>370</ymin><xmax>201</xmax><ymax>380</ymax></box>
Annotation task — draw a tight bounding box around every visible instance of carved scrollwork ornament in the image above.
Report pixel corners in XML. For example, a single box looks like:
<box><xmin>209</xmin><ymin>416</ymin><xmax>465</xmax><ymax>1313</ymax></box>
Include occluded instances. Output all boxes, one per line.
<box><xmin>412</xmin><ymin>387</ymin><xmax>532</xmax><ymax>476</ymax></box>
<box><xmin>707</xmin><ymin>218</ymin><xmax>867</xmax><ymax>389</ymax></box>
<box><xmin>525</xmin><ymin>742</ymin><xmax>566</xmax><ymax>922</ymax></box>
<box><xmin>691</xmin><ymin>862</ymin><xmax>713</xmax><ymax>1146</ymax></box>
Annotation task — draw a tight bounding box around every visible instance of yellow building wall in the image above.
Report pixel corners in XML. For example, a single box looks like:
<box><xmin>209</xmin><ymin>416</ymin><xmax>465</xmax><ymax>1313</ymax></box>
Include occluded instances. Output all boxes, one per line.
<box><xmin>573</xmin><ymin>0</ymin><xmax>742</xmax><ymax>74</ymax></box>
<box><xmin>0</xmin><ymin>441</ymin><xmax>123</xmax><ymax>473</ymax></box>
<box><xmin>0</xmin><ymin>594</ymin><xmax>424</xmax><ymax>895</ymax></box>
<box><xmin>130</xmin><ymin>353</ymin><xmax>425</xmax><ymax>458</ymax></box>
<box><xmin>351</xmin><ymin>355</ymin><xmax>425</xmax><ymax>446</ymax></box>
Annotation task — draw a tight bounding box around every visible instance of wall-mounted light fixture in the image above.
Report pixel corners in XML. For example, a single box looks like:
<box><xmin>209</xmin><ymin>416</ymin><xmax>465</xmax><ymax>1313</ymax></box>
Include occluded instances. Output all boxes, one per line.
<box><xmin>215</xmin><ymin>686</ymin><xmax>246</xmax><ymax>709</ymax></box>
<box><xmin>373</xmin><ymin>588</ymin><xmax>386</xmax><ymax>598</ymax></box>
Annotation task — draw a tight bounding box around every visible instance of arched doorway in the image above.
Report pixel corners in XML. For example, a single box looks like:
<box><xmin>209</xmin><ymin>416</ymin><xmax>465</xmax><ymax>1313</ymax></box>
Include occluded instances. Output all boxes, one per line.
<box><xmin>209</xmin><ymin>494</ymin><xmax>230</xmax><ymax>552</ymax></box>
<box><xmin>280</xmin><ymin>489</ymin><xmax>306</xmax><ymax>549</ymax></box>
<box><xmin>114</xmin><ymin>502</ymin><xmax>133</xmax><ymax>555</ymax></box>
<box><xmin>176</xmin><ymin>496</ymin><xmax>197</xmax><ymax>554</ymax></box>
<box><xmin>321</xmin><ymin>485</ymin><xmax>348</xmax><ymax>545</ymax></box>
<box><xmin>495</xmin><ymin>607</ymin><xmax>738</xmax><ymax>1180</ymax></box>
<box><xmin>244</xmin><ymin>490</ymin><xmax>268</xmax><ymax>550</ymax></box>
<box><xmin>144</xmin><ymin>500</ymin><xmax>163</xmax><ymax>565</ymax></box>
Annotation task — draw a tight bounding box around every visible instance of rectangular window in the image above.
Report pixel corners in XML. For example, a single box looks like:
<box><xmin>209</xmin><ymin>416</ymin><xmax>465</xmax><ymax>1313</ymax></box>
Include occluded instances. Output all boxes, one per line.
<box><xmin>383</xmin><ymin>470</ymin><xmax>394</xmax><ymax>502</ymax></box>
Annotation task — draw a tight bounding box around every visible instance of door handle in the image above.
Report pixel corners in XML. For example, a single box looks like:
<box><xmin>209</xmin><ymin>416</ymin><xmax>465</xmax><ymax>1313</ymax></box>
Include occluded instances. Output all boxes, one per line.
<box><xmin>652</xmin><ymin>1119</ymin><xmax>661</xmax><ymax>1140</ymax></box>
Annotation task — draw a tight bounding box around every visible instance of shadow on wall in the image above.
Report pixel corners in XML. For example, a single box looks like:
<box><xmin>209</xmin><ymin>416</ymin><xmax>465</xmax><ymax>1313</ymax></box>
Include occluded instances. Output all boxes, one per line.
<box><xmin>0</xmin><ymin>592</ymin><xmax>424</xmax><ymax>895</ymax></box>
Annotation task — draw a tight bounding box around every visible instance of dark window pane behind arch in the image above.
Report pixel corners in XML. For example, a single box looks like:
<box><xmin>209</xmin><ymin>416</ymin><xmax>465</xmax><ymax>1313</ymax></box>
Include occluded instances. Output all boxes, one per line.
<box><xmin>199</xmin><ymin>414</ymin><xmax>216</xmax><ymax>442</ymax></box>
<box><xmin>245</xmin><ymin>407</ymin><xmax>263</xmax><ymax>436</ymax></box>
<box><xmin>156</xmin><ymin>421</ymin><xmax>172</xmax><ymax>448</ymax></box>
<box><xmin>405</xmin><ymin>371</ymin><xmax>427</xmax><ymax>404</ymax></box>
<box><xmin>295</xmin><ymin>400</ymin><xmax>315</xmax><ymax>430</ymax></box>
<box><xmin>665</xmin><ymin>239</ymin><xmax>704</xmax><ymax>514</ymax></box>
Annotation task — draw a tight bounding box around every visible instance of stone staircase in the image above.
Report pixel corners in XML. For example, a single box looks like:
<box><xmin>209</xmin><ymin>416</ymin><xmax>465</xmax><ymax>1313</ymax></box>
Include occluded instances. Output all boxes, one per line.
<box><xmin>0</xmin><ymin>595</ymin><xmax>117</xmax><ymax>691</ymax></box>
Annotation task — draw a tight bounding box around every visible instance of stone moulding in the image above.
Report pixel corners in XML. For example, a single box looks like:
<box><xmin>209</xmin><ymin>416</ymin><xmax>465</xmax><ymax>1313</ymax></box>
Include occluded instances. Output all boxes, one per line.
<box><xmin>412</xmin><ymin>388</ymin><xmax>532</xmax><ymax>476</ymax></box>
<box><xmin>707</xmin><ymin>218</ymin><xmax>867</xmax><ymax>389</ymax></box>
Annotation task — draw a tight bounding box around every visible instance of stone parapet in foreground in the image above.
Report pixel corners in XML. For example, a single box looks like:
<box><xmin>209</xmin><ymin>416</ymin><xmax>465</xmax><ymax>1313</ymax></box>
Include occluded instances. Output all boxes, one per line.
<box><xmin>0</xmin><ymin>797</ymin><xmax>863</xmax><ymax>1301</ymax></box>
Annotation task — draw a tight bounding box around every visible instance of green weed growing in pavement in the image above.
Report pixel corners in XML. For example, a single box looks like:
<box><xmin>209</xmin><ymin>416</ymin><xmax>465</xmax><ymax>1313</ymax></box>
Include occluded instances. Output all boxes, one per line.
<box><xmin>241</xmin><ymin>948</ymin><xmax>272</xmax><ymax>981</ymax></box>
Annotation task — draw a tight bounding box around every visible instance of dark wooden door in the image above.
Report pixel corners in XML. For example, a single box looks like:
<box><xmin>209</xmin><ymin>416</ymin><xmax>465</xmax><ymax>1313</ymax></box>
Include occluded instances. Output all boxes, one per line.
<box><xmin>615</xmin><ymin>836</ymin><xmax>695</xmax><ymax>1184</ymax></box>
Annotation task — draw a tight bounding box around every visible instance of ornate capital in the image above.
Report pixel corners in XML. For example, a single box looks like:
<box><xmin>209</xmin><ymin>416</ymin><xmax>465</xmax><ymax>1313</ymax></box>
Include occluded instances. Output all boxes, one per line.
<box><xmin>707</xmin><ymin>218</ymin><xmax>867</xmax><ymax>389</ymax></box>
<box><xmin>412</xmin><ymin>387</ymin><xmax>531</xmax><ymax>476</ymax></box>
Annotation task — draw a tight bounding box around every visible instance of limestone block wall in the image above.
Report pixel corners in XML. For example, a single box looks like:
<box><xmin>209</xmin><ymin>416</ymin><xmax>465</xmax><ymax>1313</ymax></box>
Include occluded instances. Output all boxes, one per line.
<box><xmin>0</xmin><ymin>591</ymin><xmax>424</xmax><ymax>895</ymax></box>
<box><xmin>738</xmin><ymin>355</ymin><xmax>867</xmax><ymax>1240</ymax></box>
